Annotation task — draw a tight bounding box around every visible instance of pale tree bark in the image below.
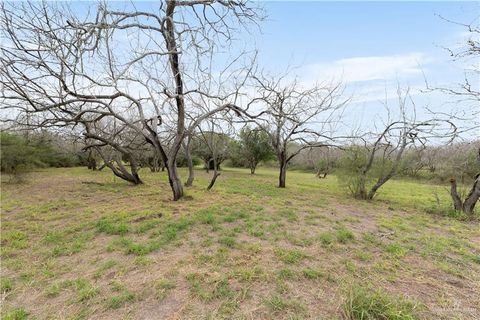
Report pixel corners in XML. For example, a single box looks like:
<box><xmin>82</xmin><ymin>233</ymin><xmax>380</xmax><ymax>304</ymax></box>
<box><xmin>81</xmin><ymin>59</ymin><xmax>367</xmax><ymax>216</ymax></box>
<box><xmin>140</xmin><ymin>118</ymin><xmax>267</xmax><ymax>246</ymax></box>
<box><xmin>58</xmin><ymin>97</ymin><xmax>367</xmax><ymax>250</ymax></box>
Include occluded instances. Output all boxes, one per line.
<box><xmin>183</xmin><ymin>136</ymin><xmax>195</xmax><ymax>187</ymax></box>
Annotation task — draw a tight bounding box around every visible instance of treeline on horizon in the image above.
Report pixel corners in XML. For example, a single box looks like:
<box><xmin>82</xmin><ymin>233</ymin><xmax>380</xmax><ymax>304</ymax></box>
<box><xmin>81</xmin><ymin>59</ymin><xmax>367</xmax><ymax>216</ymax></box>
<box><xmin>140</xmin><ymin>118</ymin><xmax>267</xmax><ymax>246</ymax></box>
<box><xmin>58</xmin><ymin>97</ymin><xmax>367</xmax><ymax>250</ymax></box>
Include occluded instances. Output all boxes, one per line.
<box><xmin>2</xmin><ymin>129</ymin><xmax>478</xmax><ymax>185</ymax></box>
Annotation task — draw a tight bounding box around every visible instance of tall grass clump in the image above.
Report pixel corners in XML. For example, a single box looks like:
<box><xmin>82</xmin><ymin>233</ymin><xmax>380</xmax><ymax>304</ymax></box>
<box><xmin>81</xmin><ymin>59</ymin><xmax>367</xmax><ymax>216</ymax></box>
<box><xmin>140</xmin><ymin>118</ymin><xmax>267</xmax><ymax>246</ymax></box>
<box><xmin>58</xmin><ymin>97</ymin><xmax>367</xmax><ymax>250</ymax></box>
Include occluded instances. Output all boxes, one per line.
<box><xmin>342</xmin><ymin>285</ymin><xmax>420</xmax><ymax>320</ymax></box>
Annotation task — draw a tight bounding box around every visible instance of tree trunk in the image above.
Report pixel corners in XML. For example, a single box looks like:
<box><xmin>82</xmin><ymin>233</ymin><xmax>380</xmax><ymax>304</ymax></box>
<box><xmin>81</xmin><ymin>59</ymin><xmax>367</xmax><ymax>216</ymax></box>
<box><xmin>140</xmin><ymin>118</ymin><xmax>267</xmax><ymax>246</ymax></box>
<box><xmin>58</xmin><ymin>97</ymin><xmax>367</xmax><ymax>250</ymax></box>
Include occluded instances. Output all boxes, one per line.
<box><xmin>149</xmin><ymin>152</ymin><xmax>161</xmax><ymax>172</ymax></box>
<box><xmin>449</xmin><ymin>177</ymin><xmax>464</xmax><ymax>211</ymax></box>
<box><xmin>367</xmin><ymin>169</ymin><xmax>397</xmax><ymax>200</ymax></box>
<box><xmin>166</xmin><ymin>160</ymin><xmax>183</xmax><ymax>201</ymax></box>
<box><xmin>279</xmin><ymin>159</ymin><xmax>287</xmax><ymax>188</ymax></box>
<box><xmin>89</xmin><ymin>158</ymin><xmax>97</xmax><ymax>170</ymax></box>
<box><xmin>204</xmin><ymin>160</ymin><xmax>210</xmax><ymax>173</ymax></box>
<box><xmin>463</xmin><ymin>174</ymin><xmax>480</xmax><ymax>215</ymax></box>
<box><xmin>106</xmin><ymin>163</ymin><xmax>143</xmax><ymax>185</ymax></box>
<box><xmin>207</xmin><ymin>172</ymin><xmax>221</xmax><ymax>190</ymax></box>
<box><xmin>87</xmin><ymin>149</ymin><xmax>97</xmax><ymax>170</ymax></box>
<box><xmin>164</xmin><ymin>1</ymin><xmax>185</xmax><ymax>200</ymax></box>
<box><xmin>130</xmin><ymin>161</ymin><xmax>143</xmax><ymax>185</ymax></box>
<box><xmin>250</xmin><ymin>165</ymin><xmax>256</xmax><ymax>174</ymax></box>
<box><xmin>367</xmin><ymin>177</ymin><xmax>387</xmax><ymax>200</ymax></box>
<box><xmin>357</xmin><ymin>176</ymin><xmax>368</xmax><ymax>200</ymax></box>
<box><xmin>95</xmin><ymin>149</ymin><xmax>142</xmax><ymax>185</ymax></box>
<box><xmin>111</xmin><ymin>161</ymin><xmax>143</xmax><ymax>185</ymax></box>
<box><xmin>184</xmin><ymin>140</ymin><xmax>194</xmax><ymax>187</ymax></box>
<box><xmin>315</xmin><ymin>169</ymin><xmax>327</xmax><ymax>179</ymax></box>
<box><xmin>207</xmin><ymin>143</ymin><xmax>220</xmax><ymax>190</ymax></box>
<box><xmin>451</xmin><ymin>174</ymin><xmax>480</xmax><ymax>215</ymax></box>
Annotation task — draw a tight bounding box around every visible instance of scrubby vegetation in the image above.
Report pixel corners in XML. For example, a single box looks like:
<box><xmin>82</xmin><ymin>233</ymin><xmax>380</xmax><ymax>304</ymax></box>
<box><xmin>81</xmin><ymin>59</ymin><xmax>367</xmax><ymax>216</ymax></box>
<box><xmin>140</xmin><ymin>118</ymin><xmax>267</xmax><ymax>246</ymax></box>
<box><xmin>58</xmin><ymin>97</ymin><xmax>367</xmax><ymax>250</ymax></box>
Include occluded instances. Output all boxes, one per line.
<box><xmin>0</xmin><ymin>132</ymin><xmax>85</xmax><ymax>181</ymax></box>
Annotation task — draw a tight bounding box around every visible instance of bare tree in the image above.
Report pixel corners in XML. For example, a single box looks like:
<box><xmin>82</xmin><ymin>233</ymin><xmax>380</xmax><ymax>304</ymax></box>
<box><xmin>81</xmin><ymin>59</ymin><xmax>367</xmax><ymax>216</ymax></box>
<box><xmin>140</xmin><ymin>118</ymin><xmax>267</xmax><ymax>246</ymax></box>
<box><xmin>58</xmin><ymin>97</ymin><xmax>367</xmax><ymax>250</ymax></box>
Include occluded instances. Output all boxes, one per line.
<box><xmin>0</xmin><ymin>1</ymin><xmax>261</xmax><ymax>200</ymax></box>
<box><xmin>243</xmin><ymin>73</ymin><xmax>346</xmax><ymax>188</ymax></box>
<box><xmin>341</xmin><ymin>86</ymin><xmax>456</xmax><ymax>200</ymax></box>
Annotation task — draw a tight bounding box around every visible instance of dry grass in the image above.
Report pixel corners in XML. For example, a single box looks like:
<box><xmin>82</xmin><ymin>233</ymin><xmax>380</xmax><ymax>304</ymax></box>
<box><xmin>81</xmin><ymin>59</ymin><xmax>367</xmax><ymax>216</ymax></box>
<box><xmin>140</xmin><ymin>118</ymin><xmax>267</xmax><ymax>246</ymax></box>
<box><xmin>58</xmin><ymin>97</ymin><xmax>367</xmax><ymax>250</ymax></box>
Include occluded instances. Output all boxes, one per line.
<box><xmin>1</xmin><ymin>167</ymin><xmax>479</xmax><ymax>319</ymax></box>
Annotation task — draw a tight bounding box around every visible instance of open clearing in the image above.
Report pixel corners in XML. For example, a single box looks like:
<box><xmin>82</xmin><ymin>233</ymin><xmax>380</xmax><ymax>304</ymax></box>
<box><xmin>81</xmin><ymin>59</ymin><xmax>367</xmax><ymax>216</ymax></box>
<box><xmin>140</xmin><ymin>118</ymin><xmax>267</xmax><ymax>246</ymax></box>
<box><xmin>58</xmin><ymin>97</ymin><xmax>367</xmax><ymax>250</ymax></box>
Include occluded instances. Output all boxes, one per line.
<box><xmin>1</xmin><ymin>167</ymin><xmax>479</xmax><ymax>319</ymax></box>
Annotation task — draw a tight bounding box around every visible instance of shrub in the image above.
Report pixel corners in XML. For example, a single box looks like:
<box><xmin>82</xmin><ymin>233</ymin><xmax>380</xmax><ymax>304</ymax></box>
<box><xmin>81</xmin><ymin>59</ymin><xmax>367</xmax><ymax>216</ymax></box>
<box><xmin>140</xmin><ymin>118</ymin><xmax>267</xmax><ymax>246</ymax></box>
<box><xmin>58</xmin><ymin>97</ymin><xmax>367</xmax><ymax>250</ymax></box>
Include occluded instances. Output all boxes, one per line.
<box><xmin>1</xmin><ymin>132</ymin><xmax>82</xmax><ymax>181</ymax></box>
<box><xmin>336</xmin><ymin>147</ymin><xmax>372</xmax><ymax>198</ymax></box>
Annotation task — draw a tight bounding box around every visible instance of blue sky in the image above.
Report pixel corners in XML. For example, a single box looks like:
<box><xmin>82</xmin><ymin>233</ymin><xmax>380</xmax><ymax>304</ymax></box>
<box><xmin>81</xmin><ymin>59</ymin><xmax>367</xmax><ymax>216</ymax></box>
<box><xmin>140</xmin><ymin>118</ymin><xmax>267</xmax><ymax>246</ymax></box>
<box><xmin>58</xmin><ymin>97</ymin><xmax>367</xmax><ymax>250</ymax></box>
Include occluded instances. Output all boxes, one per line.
<box><xmin>244</xmin><ymin>1</ymin><xmax>478</xmax><ymax>133</ymax></box>
<box><xmin>258</xmin><ymin>1</ymin><xmax>476</xmax><ymax>64</ymax></box>
<box><xmin>254</xmin><ymin>1</ymin><xmax>477</xmax><ymax>89</ymax></box>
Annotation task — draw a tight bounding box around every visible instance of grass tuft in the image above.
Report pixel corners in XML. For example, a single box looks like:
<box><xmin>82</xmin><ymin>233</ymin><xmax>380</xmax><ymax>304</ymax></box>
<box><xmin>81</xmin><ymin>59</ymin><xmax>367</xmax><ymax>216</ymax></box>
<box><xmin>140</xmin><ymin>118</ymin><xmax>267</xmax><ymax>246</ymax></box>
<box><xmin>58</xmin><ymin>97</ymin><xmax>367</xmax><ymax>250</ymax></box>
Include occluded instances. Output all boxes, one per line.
<box><xmin>343</xmin><ymin>285</ymin><xmax>420</xmax><ymax>320</ymax></box>
<box><xmin>3</xmin><ymin>308</ymin><xmax>29</xmax><ymax>320</ymax></box>
<box><xmin>274</xmin><ymin>248</ymin><xmax>308</xmax><ymax>264</ymax></box>
<box><xmin>336</xmin><ymin>227</ymin><xmax>355</xmax><ymax>243</ymax></box>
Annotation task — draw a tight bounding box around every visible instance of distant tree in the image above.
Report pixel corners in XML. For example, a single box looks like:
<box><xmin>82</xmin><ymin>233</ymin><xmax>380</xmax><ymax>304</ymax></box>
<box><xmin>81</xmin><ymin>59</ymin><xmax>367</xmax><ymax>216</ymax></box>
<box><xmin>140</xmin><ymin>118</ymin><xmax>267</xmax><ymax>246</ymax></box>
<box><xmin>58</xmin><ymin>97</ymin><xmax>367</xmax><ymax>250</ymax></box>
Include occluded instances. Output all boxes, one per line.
<box><xmin>196</xmin><ymin>120</ymin><xmax>233</xmax><ymax>190</ymax></box>
<box><xmin>191</xmin><ymin>131</ymin><xmax>232</xmax><ymax>173</ymax></box>
<box><xmin>244</xmin><ymin>73</ymin><xmax>346</xmax><ymax>188</ymax></box>
<box><xmin>237</xmin><ymin>127</ymin><xmax>274</xmax><ymax>174</ymax></box>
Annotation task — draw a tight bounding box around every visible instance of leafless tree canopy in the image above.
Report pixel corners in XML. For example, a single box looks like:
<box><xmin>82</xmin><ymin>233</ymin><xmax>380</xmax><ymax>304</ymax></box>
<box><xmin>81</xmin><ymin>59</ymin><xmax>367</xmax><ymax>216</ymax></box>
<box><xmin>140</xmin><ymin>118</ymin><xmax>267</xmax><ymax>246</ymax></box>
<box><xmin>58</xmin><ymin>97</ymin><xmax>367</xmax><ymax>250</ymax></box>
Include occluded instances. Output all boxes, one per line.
<box><xmin>241</xmin><ymin>72</ymin><xmax>347</xmax><ymax>187</ymax></box>
<box><xmin>425</xmin><ymin>15</ymin><xmax>480</xmax><ymax>134</ymax></box>
<box><xmin>0</xmin><ymin>0</ymin><xmax>261</xmax><ymax>200</ymax></box>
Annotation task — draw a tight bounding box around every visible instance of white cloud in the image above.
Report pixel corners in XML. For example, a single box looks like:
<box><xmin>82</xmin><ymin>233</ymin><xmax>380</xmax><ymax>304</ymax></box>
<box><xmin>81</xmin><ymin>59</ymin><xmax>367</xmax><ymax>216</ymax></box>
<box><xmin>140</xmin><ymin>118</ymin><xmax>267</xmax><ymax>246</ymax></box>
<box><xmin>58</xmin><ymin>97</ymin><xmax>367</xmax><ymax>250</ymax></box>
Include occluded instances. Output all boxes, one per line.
<box><xmin>303</xmin><ymin>52</ymin><xmax>428</xmax><ymax>83</ymax></box>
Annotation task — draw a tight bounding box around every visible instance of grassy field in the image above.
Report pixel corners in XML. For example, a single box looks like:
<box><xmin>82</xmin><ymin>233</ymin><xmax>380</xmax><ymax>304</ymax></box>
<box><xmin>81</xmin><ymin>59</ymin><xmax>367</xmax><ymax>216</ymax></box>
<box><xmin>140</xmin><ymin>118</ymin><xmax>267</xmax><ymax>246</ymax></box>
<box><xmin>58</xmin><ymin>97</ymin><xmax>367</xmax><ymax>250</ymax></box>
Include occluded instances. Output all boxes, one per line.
<box><xmin>1</xmin><ymin>167</ymin><xmax>479</xmax><ymax>319</ymax></box>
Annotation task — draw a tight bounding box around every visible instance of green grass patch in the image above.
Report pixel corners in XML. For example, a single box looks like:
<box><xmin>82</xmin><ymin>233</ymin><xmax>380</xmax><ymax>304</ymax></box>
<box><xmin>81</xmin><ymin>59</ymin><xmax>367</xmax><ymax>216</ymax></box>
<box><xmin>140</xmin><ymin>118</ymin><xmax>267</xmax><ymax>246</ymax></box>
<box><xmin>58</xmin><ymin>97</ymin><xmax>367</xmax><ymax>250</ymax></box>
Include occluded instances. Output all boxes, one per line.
<box><xmin>1</xmin><ymin>277</ymin><xmax>13</xmax><ymax>292</ymax></box>
<box><xmin>274</xmin><ymin>248</ymin><xmax>308</xmax><ymax>264</ymax></box>
<box><xmin>107</xmin><ymin>290</ymin><xmax>135</xmax><ymax>309</ymax></box>
<box><xmin>3</xmin><ymin>308</ymin><xmax>29</xmax><ymax>320</ymax></box>
<box><xmin>336</xmin><ymin>227</ymin><xmax>355</xmax><ymax>243</ymax></box>
<box><xmin>186</xmin><ymin>273</ymin><xmax>233</xmax><ymax>301</ymax></box>
<box><xmin>343</xmin><ymin>285</ymin><xmax>420</xmax><ymax>320</ymax></box>
<box><xmin>96</xmin><ymin>219</ymin><xmax>129</xmax><ymax>235</ymax></box>
<box><xmin>218</xmin><ymin>236</ymin><xmax>236</xmax><ymax>248</ymax></box>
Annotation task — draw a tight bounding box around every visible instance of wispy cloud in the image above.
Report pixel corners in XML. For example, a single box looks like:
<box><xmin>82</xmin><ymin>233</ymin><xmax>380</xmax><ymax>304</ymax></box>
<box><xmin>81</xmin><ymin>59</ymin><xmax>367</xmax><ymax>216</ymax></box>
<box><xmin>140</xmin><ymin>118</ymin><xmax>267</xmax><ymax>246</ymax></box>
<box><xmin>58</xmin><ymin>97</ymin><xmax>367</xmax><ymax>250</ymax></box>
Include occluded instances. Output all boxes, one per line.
<box><xmin>303</xmin><ymin>52</ymin><xmax>428</xmax><ymax>84</ymax></box>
